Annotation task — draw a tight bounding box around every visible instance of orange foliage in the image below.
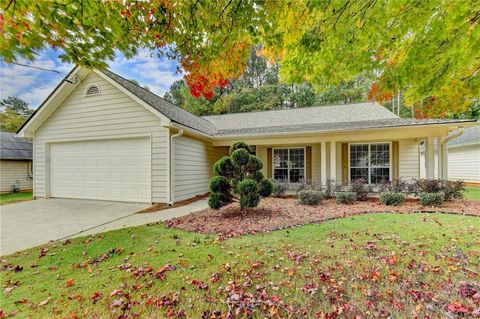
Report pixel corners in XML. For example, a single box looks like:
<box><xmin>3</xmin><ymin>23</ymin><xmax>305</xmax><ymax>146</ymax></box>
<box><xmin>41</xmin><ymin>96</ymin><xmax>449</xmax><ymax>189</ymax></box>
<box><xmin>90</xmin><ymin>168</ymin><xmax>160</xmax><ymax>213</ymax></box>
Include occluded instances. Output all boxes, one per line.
<box><xmin>367</xmin><ymin>83</ymin><xmax>393</xmax><ymax>103</ymax></box>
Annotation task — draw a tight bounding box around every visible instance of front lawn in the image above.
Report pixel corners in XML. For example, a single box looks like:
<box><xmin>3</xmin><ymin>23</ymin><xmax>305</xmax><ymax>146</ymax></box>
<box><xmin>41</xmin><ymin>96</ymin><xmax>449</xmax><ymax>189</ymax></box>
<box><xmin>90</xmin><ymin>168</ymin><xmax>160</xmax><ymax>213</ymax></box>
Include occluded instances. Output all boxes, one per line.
<box><xmin>1</xmin><ymin>213</ymin><xmax>479</xmax><ymax>318</ymax></box>
<box><xmin>465</xmin><ymin>187</ymin><xmax>480</xmax><ymax>201</ymax></box>
<box><xmin>0</xmin><ymin>192</ymin><xmax>32</xmax><ymax>205</ymax></box>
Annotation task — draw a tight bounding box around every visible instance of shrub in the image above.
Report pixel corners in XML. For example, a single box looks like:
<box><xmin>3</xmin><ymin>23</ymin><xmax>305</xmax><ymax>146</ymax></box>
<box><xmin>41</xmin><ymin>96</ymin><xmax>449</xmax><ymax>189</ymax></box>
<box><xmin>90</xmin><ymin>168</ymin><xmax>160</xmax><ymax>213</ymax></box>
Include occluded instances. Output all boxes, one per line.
<box><xmin>273</xmin><ymin>181</ymin><xmax>287</xmax><ymax>197</ymax></box>
<box><xmin>208</xmin><ymin>141</ymin><xmax>272</xmax><ymax>210</ymax></box>
<box><xmin>350</xmin><ymin>179</ymin><xmax>371</xmax><ymax>201</ymax></box>
<box><xmin>380</xmin><ymin>192</ymin><xmax>406</xmax><ymax>206</ymax></box>
<box><xmin>378</xmin><ymin>179</ymin><xmax>409</xmax><ymax>193</ymax></box>
<box><xmin>336</xmin><ymin>192</ymin><xmax>357</xmax><ymax>204</ymax></box>
<box><xmin>258</xmin><ymin>179</ymin><xmax>274</xmax><ymax>197</ymax></box>
<box><xmin>296</xmin><ymin>179</ymin><xmax>319</xmax><ymax>194</ymax></box>
<box><xmin>208</xmin><ymin>192</ymin><xmax>230</xmax><ymax>209</ymax></box>
<box><xmin>298</xmin><ymin>189</ymin><xmax>323</xmax><ymax>205</ymax></box>
<box><xmin>246</xmin><ymin>155</ymin><xmax>263</xmax><ymax>172</ymax></box>
<box><xmin>229</xmin><ymin>141</ymin><xmax>251</xmax><ymax>155</ymax></box>
<box><xmin>419</xmin><ymin>192</ymin><xmax>445</xmax><ymax>207</ymax></box>
<box><xmin>442</xmin><ymin>180</ymin><xmax>465</xmax><ymax>201</ymax></box>
<box><xmin>231</xmin><ymin>148</ymin><xmax>251</xmax><ymax>166</ymax></box>
<box><xmin>323</xmin><ymin>178</ymin><xmax>341</xmax><ymax>198</ymax></box>
<box><xmin>240</xmin><ymin>193</ymin><xmax>260</xmax><ymax>208</ymax></box>
<box><xmin>411</xmin><ymin>179</ymin><xmax>465</xmax><ymax>201</ymax></box>
<box><xmin>214</xmin><ymin>156</ymin><xmax>234</xmax><ymax>176</ymax></box>
<box><xmin>209</xmin><ymin>176</ymin><xmax>230</xmax><ymax>193</ymax></box>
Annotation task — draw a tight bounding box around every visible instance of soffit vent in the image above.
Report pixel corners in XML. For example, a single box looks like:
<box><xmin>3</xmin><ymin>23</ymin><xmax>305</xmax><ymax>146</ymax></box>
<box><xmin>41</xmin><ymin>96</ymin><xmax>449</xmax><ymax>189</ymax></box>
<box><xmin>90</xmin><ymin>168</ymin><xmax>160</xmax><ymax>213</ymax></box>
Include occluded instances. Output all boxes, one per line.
<box><xmin>85</xmin><ymin>84</ymin><xmax>101</xmax><ymax>96</ymax></box>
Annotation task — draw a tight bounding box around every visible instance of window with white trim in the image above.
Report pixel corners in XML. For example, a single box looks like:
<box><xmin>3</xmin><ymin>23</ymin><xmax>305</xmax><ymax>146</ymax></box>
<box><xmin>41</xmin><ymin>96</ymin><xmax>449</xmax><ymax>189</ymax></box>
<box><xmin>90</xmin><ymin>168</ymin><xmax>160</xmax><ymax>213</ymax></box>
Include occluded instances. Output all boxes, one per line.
<box><xmin>349</xmin><ymin>143</ymin><xmax>390</xmax><ymax>184</ymax></box>
<box><xmin>273</xmin><ymin>148</ymin><xmax>305</xmax><ymax>183</ymax></box>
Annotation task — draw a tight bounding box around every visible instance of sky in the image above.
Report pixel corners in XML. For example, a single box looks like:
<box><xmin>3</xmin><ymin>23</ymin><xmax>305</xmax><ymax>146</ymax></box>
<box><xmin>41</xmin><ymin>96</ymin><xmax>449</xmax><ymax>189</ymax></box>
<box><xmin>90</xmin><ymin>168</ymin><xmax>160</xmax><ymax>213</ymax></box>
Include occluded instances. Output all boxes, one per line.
<box><xmin>0</xmin><ymin>48</ymin><xmax>181</xmax><ymax>110</ymax></box>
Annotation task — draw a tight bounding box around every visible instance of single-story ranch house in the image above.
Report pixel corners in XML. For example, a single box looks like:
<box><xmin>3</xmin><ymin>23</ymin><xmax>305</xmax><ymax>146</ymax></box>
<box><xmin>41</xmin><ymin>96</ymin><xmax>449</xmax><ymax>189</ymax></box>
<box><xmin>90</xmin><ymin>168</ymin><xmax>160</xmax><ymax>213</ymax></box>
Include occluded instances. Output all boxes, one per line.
<box><xmin>0</xmin><ymin>132</ymin><xmax>33</xmax><ymax>194</ymax></box>
<box><xmin>17</xmin><ymin>66</ymin><xmax>479</xmax><ymax>204</ymax></box>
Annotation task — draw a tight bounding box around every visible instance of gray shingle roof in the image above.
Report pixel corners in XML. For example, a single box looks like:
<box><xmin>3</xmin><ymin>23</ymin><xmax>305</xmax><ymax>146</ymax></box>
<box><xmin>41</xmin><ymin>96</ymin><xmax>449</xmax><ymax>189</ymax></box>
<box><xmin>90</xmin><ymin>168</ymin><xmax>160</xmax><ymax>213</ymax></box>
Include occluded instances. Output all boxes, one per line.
<box><xmin>101</xmin><ymin>69</ymin><xmax>477</xmax><ymax>138</ymax></box>
<box><xmin>448</xmin><ymin>126</ymin><xmax>480</xmax><ymax>146</ymax></box>
<box><xmin>0</xmin><ymin>132</ymin><xmax>32</xmax><ymax>160</ymax></box>
<box><xmin>102</xmin><ymin>70</ymin><xmax>217</xmax><ymax>135</ymax></box>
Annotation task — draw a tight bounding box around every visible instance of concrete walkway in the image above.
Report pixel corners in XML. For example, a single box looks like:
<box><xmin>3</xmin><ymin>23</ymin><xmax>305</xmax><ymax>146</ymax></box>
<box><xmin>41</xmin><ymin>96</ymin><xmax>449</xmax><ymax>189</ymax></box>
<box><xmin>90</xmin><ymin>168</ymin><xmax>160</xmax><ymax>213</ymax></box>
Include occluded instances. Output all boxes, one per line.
<box><xmin>0</xmin><ymin>198</ymin><xmax>207</xmax><ymax>255</ymax></box>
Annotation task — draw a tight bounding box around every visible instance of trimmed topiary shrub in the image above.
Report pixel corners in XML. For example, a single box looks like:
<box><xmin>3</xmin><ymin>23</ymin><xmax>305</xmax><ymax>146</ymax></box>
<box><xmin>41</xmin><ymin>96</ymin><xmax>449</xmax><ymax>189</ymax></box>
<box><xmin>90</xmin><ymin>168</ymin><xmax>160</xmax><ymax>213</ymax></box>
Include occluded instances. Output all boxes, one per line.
<box><xmin>258</xmin><ymin>179</ymin><xmax>274</xmax><ymax>197</ymax></box>
<box><xmin>380</xmin><ymin>192</ymin><xmax>406</xmax><ymax>206</ymax></box>
<box><xmin>419</xmin><ymin>192</ymin><xmax>445</xmax><ymax>207</ymax></box>
<box><xmin>298</xmin><ymin>189</ymin><xmax>323</xmax><ymax>205</ymax></box>
<box><xmin>208</xmin><ymin>141</ymin><xmax>272</xmax><ymax>210</ymax></box>
<box><xmin>336</xmin><ymin>192</ymin><xmax>357</xmax><ymax>204</ymax></box>
<box><xmin>350</xmin><ymin>179</ymin><xmax>371</xmax><ymax>201</ymax></box>
<box><xmin>273</xmin><ymin>181</ymin><xmax>287</xmax><ymax>197</ymax></box>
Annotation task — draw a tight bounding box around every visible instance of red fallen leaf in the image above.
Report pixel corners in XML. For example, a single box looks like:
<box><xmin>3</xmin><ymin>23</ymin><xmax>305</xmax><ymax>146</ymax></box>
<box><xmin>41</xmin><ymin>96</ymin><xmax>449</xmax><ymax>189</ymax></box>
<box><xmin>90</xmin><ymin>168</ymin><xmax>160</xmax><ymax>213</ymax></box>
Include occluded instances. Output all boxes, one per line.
<box><xmin>210</xmin><ymin>272</ymin><xmax>221</xmax><ymax>283</ymax></box>
<box><xmin>447</xmin><ymin>302</ymin><xmax>469</xmax><ymax>314</ymax></box>
<box><xmin>69</xmin><ymin>313</ymin><xmax>78</xmax><ymax>319</ymax></box>
<box><xmin>65</xmin><ymin>279</ymin><xmax>75</xmax><ymax>287</ymax></box>
<box><xmin>191</xmin><ymin>279</ymin><xmax>208</xmax><ymax>290</ymax></box>
<box><xmin>91</xmin><ymin>291</ymin><xmax>101</xmax><ymax>304</ymax></box>
<box><xmin>39</xmin><ymin>248</ymin><xmax>48</xmax><ymax>258</ymax></box>
<box><xmin>0</xmin><ymin>310</ymin><xmax>16</xmax><ymax>318</ymax></box>
<box><xmin>301</xmin><ymin>282</ymin><xmax>318</xmax><ymax>295</ymax></box>
<box><xmin>154</xmin><ymin>264</ymin><xmax>175</xmax><ymax>280</ymax></box>
<box><xmin>62</xmin><ymin>239</ymin><xmax>72</xmax><ymax>245</ymax></box>
<box><xmin>48</xmin><ymin>267</ymin><xmax>58</xmax><ymax>272</ymax></box>
<box><xmin>387</xmin><ymin>254</ymin><xmax>398</xmax><ymax>265</ymax></box>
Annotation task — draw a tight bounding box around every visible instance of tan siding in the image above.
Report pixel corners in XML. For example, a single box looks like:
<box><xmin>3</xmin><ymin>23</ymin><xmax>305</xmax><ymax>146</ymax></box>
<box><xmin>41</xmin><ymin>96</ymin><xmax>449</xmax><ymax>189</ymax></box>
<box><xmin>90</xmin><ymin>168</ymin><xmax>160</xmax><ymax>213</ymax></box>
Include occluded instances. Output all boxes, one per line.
<box><xmin>336</xmin><ymin>143</ymin><xmax>342</xmax><ymax>183</ymax></box>
<box><xmin>33</xmin><ymin>72</ymin><xmax>169</xmax><ymax>202</ymax></box>
<box><xmin>399</xmin><ymin>139</ymin><xmax>419</xmax><ymax>180</ymax></box>
<box><xmin>173</xmin><ymin>135</ymin><xmax>228</xmax><ymax>202</ymax></box>
<box><xmin>311</xmin><ymin>144</ymin><xmax>321</xmax><ymax>184</ymax></box>
<box><xmin>0</xmin><ymin>160</ymin><xmax>33</xmax><ymax>193</ymax></box>
<box><xmin>257</xmin><ymin>146</ymin><xmax>268</xmax><ymax>176</ymax></box>
<box><xmin>448</xmin><ymin>144</ymin><xmax>480</xmax><ymax>182</ymax></box>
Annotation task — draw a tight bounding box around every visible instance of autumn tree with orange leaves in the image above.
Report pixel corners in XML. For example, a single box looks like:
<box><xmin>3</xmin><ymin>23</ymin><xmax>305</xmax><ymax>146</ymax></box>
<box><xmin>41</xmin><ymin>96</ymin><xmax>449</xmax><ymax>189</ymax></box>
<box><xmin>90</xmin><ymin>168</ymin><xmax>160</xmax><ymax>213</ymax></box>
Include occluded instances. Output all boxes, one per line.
<box><xmin>1</xmin><ymin>0</ymin><xmax>478</xmax><ymax>116</ymax></box>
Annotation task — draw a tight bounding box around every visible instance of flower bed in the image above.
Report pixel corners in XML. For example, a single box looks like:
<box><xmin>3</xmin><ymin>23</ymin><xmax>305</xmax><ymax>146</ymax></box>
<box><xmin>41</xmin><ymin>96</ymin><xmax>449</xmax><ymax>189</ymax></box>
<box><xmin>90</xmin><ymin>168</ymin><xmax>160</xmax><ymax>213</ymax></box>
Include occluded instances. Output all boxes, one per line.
<box><xmin>166</xmin><ymin>197</ymin><xmax>480</xmax><ymax>238</ymax></box>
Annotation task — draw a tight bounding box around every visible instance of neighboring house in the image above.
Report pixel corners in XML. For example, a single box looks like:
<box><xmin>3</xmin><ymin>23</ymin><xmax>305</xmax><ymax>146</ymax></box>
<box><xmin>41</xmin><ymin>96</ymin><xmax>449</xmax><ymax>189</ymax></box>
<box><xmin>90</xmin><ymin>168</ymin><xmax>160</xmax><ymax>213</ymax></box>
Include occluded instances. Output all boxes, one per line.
<box><xmin>0</xmin><ymin>132</ymin><xmax>33</xmax><ymax>193</ymax></box>
<box><xmin>17</xmin><ymin>66</ymin><xmax>479</xmax><ymax>203</ymax></box>
<box><xmin>447</xmin><ymin>126</ymin><xmax>480</xmax><ymax>185</ymax></box>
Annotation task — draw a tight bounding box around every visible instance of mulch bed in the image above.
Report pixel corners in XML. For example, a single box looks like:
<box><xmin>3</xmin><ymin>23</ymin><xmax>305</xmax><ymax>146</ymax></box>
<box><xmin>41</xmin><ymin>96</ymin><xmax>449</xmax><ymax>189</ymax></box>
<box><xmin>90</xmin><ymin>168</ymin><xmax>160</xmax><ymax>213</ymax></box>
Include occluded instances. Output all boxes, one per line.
<box><xmin>165</xmin><ymin>197</ymin><xmax>480</xmax><ymax>238</ymax></box>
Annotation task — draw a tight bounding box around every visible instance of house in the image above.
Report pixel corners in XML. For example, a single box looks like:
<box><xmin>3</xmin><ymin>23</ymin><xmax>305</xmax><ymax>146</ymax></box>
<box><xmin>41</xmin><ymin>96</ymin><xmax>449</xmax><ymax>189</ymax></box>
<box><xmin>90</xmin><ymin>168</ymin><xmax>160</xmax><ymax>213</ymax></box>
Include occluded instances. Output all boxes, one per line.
<box><xmin>17</xmin><ymin>66</ymin><xmax>479</xmax><ymax>204</ymax></box>
<box><xmin>0</xmin><ymin>132</ymin><xmax>33</xmax><ymax>193</ymax></box>
<box><xmin>447</xmin><ymin>126</ymin><xmax>480</xmax><ymax>185</ymax></box>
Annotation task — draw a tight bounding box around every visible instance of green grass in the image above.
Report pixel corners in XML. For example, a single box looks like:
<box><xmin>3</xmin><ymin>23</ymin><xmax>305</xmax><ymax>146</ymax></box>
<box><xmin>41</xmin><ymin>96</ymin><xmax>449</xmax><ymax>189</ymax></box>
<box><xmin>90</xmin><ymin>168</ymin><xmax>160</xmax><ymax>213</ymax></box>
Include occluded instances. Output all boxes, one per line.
<box><xmin>0</xmin><ymin>192</ymin><xmax>32</xmax><ymax>205</ymax></box>
<box><xmin>1</xmin><ymin>213</ymin><xmax>479</xmax><ymax>318</ymax></box>
<box><xmin>465</xmin><ymin>186</ymin><xmax>480</xmax><ymax>200</ymax></box>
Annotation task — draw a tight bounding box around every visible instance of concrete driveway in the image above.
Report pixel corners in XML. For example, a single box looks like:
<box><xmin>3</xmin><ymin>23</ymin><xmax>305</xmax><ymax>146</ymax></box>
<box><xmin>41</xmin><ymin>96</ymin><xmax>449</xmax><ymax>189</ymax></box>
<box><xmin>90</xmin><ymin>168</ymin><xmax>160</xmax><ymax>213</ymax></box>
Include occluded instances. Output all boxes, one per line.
<box><xmin>0</xmin><ymin>199</ymin><xmax>149</xmax><ymax>255</ymax></box>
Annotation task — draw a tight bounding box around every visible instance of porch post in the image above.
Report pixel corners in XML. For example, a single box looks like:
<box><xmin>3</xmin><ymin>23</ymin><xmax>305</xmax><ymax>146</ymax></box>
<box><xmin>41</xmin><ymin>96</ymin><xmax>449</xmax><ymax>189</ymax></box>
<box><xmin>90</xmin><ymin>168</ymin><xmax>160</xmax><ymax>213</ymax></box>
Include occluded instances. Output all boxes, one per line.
<box><xmin>426</xmin><ymin>136</ymin><xmax>435</xmax><ymax>179</ymax></box>
<box><xmin>437</xmin><ymin>142</ymin><xmax>443</xmax><ymax>179</ymax></box>
<box><xmin>330</xmin><ymin>141</ymin><xmax>336</xmax><ymax>181</ymax></box>
<box><xmin>441</xmin><ymin>143</ymin><xmax>448</xmax><ymax>179</ymax></box>
<box><xmin>321</xmin><ymin>141</ymin><xmax>327</xmax><ymax>186</ymax></box>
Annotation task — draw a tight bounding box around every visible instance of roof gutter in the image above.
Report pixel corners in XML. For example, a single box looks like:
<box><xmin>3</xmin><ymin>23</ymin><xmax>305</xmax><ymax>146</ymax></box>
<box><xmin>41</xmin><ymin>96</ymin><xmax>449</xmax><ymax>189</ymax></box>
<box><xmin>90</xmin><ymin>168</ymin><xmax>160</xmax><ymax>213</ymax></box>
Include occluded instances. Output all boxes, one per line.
<box><xmin>169</xmin><ymin>126</ymin><xmax>184</xmax><ymax>204</ymax></box>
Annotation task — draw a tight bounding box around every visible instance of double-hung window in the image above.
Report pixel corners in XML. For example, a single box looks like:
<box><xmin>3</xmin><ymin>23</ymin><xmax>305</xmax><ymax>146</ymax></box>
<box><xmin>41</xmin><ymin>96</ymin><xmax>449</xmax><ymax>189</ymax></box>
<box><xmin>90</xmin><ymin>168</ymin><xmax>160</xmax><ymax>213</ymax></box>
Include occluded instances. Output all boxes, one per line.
<box><xmin>349</xmin><ymin>143</ymin><xmax>390</xmax><ymax>184</ymax></box>
<box><xmin>273</xmin><ymin>148</ymin><xmax>305</xmax><ymax>183</ymax></box>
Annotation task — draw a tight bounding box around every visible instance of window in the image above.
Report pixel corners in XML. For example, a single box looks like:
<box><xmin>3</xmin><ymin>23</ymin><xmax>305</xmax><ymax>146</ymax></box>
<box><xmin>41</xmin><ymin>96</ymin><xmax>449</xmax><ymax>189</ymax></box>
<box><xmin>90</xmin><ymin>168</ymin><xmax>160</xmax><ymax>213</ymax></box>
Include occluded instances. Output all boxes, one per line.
<box><xmin>349</xmin><ymin>143</ymin><xmax>390</xmax><ymax>184</ymax></box>
<box><xmin>85</xmin><ymin>84</ymin><xmax>101</xmax><ymax>96</ymax></box>
<box><xmin>273</xmin><ymin>148</ymin><xmax>305</xmax><ymax>183</ymax></box>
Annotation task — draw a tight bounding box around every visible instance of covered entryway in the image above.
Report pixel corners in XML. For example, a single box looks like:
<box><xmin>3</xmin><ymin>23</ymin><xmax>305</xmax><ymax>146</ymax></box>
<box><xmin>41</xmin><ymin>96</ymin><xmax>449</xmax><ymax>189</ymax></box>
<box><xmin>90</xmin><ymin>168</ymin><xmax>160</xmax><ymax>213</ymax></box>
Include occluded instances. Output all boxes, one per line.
<box><xmin>49</xmin><ymin>137</ymin><xmax>151</xmax><ymax>202</ymax></box>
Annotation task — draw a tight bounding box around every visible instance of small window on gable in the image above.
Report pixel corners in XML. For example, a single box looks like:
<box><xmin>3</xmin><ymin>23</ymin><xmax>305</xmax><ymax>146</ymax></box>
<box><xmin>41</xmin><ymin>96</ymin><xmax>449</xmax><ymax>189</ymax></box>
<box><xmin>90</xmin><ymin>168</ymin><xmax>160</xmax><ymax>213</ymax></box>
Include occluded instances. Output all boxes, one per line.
<box><xmin>85</xmin><ymin>84</ymin><xmax>101</xmax><ymax>96</ymax></box>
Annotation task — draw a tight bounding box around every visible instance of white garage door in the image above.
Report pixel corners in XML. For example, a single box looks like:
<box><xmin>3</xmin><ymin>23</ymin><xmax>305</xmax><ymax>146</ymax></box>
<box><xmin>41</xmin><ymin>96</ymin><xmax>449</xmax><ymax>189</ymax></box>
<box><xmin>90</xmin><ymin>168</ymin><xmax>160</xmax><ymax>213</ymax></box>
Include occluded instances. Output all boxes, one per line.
<box><xmin>50</xmin><ymin>138</ymin><xmax>151</xmax><ymax>202</ymax></box>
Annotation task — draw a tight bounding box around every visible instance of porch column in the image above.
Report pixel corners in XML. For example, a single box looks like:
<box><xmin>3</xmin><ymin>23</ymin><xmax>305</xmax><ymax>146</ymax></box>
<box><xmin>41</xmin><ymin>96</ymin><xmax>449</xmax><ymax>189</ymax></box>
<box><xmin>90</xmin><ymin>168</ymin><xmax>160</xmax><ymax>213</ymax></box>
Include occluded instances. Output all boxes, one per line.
<box><xmin>437</xmin><ymin>142</ymin><xmax>443</xmax><ymax>179</ymax></box>
<box><xmin>321</xmin><ymin>141</ymin><xmax>327</xmax><ymax>185</ymax></box>
<box><xmin>330</xmin><ymin>141</ymin><xmax>336</xmax><ymax>181</ymax></box>
<box><xmin>441</xmin><ymin>142</ymin><xmax>448</xmax><ymax>179</ymax></box>
<box><xmin>426</xmin><ymin>136</ymin><xmax>436</xmax><ymax>179</ymax></box>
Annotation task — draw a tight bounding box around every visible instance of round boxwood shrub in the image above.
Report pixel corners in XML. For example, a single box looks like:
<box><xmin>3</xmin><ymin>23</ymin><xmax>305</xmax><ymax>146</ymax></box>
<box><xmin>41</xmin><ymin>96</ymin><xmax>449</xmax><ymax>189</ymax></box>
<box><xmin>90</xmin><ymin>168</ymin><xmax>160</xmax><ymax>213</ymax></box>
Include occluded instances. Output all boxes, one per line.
<box><xmin>229</xmin><ymin>141</ymin><xmax>251</xmax><ymax>155</ymax></box>
<box><xmin>379</xmin><ymin>192</ymin><xmax>406</xmax><ymax>206</ymax></box>
<box><xmin>240</xmin><ymin>193</ymin><xmax>260</xmax><ymax>208</ymax></box>
<box><xmin>237</xmin><ymin>179</ymin><xmax>258</xmax><ymax>194</ymax></box>
<box><xmin>209</xmin><ymin>176</ymin><xmax>230</xmax><ymax>193</ymax></box>
<box><xmin>208</xmin><ymin>192</ymin><xmax>230</xmax><ymax>209</ymax></box>
<box><xmin>231</xmin><ymin>149</ymin><xmax>251</xmax><ymax>166</ymax></box>
<box><xmin>258</xmin><ymin>178</ymin><xmax>274</xmax><ymax>197</ymax></box>
<box><xmin>419</xmin><ymin>192</ymin><xmax>445</xmax><ymax>207</ymax></box>
<box><xmin>336</xmin><ymin>192</ymin><xmax>357</xmax><ymax>204</ymax></box>
<box><xmin>214</xmin><ymin>156</ymin><xmax>234</xmax><ymax>176</ymax></box>
<box><xmin>246</xmin><ymin>155</ymin><xmax>263</xmax><ymax>172</ymax></box>
<box><xmin>248</xmin><ymin>170</ymin><xmax>264</xmax><ymax>182</ymax></box>
<box><xmin>298</xmin><ymin>189</ymin><xmax>323</xmax><ymax>205</ymax></box>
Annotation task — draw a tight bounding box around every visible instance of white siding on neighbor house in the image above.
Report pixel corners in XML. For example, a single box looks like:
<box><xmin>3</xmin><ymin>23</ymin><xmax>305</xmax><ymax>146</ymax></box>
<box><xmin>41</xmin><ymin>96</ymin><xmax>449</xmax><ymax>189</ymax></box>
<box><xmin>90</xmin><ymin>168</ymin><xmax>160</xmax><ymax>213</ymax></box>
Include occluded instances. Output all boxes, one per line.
<box><xmin>399</xmin><ymin>139</ymin><xmax>420</xmax><ymax>180</ymax></box>
<box><xmin>33</xmin><ymin>72</ymin><xmax>170</xmax><ymax>203</ymax></box>
<box><xmin>173</xmin><ymin>136</ymin><xmax>228</xmax><ymax>202</ymax></box>
<box><xmin>448</xmin><ymin>144</ymin><xmax>480</xmax><ymax>182</ymax></box>
<box><xmin>0</xmin><ymin>160</ymin><xmax>33</xmax><ymax>193</ymax></box>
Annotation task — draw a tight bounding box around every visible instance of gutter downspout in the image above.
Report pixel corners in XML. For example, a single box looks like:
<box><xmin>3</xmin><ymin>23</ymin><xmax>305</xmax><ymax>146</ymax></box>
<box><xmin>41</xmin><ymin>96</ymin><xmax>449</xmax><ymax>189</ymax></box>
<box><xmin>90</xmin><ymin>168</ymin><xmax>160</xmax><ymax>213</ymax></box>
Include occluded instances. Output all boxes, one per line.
<box><xmin>169</xmin><ymin>127</ymin><xmax>184</xmax><ymax>205</ymax></box>
<box><xmin>440</xmin><ymin>126</ymin><xmax>464</xmax><ymax>179</ymax></box>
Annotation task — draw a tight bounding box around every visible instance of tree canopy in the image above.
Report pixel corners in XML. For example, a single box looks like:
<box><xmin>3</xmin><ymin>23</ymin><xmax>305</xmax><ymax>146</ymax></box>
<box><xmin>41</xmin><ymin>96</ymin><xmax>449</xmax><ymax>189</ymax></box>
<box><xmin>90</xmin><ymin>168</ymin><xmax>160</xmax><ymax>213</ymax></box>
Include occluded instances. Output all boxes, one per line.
<box><xmin>2</xmin><ymin>0</ymin><xmax>479</xmax><ymax>116</ymax></box>
<box><xmin>0</xmin><ymin>97</ymin><xmax>33</xmax><ymax>132</ymax></box>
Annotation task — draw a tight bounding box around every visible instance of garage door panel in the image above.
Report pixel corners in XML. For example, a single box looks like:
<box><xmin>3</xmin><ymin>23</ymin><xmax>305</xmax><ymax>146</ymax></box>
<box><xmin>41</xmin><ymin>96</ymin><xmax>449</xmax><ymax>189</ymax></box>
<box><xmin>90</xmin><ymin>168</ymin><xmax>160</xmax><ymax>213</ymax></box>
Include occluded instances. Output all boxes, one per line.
<box><xmin>50</xmin><ymin>138</ymin><xmax>151</xmax><ymax>202</ymax></box>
